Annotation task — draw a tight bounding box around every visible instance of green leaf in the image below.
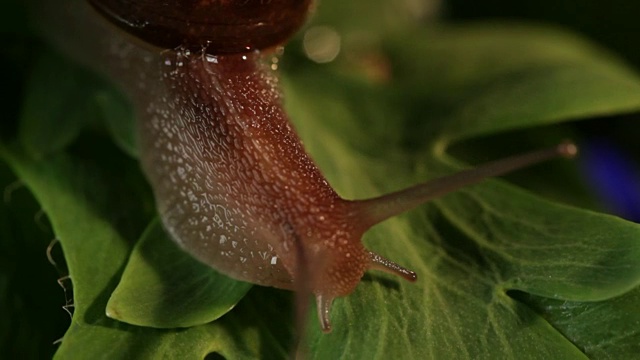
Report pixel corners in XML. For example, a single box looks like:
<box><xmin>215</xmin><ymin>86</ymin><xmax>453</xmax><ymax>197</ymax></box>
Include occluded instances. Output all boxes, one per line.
<box><xmin>515</xmin><ymin>285</ymin><xmax>640</xmax><ymax>358</ymax></box>
<box><xmin>17</xmin><ymin>47</ymin><xmax>138</xmax><ymax>159</ymax></box>
<box><xmin>0</xmin><ymin>140</ymin><xmax>291</xmax><ymax>359</ymax></box>
<box><xmin>432</xmin><ymin>173</ymin><xmax>640</xmax><ymax>300</ymax></box>
<box><xmin>106</xmin><ymin>218</ymin><xmax>252</xmax><ymax>328</ymax></box>
<box><xmin>94</xmin><ymin>87</ymin><xmax>138</xmax><ymax>158</ymax></box>
<box><xmin>282</xmin><ymin>24</ymin><xmax>640</xmax><ymax>358</ymax></box>
<box><xmin>18</xmin><ymin>50</ymin><xmax>101</xmax><ymax>158</ymax></box>
<box><xmin>387</xmin><ymin>24</ymin><xmax>640</xmax><ymax>146</ymax></box>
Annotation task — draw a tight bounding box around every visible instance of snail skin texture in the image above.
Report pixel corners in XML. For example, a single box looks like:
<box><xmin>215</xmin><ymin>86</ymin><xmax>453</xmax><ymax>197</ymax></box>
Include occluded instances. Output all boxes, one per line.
<box><xmin>46</xmin><ymin>0</ymin><xmax>577</xmax><ymax>333</ymax></box>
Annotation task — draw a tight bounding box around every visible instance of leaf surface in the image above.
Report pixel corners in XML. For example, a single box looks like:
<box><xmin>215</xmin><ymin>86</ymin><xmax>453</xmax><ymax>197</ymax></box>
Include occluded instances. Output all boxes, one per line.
<box><xmin>106</xmin><ymin>218</ymin><xmax>252</xmax><ymax>328</ymax></box>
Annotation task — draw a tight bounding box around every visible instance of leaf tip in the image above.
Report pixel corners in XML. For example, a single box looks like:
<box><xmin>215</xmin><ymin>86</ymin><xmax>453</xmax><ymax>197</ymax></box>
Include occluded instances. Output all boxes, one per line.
<box><xmin>105</xmin><ymin>300</ymin><xmax>123</xmax><ymax>321</ymax></box>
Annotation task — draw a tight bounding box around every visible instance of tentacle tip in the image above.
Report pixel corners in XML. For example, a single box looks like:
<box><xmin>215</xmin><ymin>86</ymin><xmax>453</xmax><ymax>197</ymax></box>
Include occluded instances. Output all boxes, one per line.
<box><xmin>316</xmin><ymin>294</ymin><xmax>334</xmax><ymax>333</ymax></box>
<box><xmin>405</xmin><ymin>271</ymin><xmax>418</xmax><ymax>282</ymax></box>
<box><xmin>368</xmin><ymin>251</ymin><xmax>418</xmax><ymax>283</ymax></box>
<box><xmin>558</xmin><ymin>141</ymin><xmax>578</xmax><ymax>159</ymax></box>
<box><xmin>321</xmin><ymin>322</ymin><xmax>333</xmax><ymax>334</ymax></box>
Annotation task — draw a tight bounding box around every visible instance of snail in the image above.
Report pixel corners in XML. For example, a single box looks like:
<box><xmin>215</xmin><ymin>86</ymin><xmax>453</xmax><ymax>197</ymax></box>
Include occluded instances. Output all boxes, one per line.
<box><xmin>58</xmin><ymin>0</ymin><xmax>577</xmax><ymax>333</ymax></box>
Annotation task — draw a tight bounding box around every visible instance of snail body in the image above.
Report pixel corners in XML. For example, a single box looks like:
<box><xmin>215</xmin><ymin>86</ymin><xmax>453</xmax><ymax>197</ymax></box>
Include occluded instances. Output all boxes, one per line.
<box><xmin>67</xmin><ymin>0</ymin><xmax>577</xmax><ymax>332</ymax></box>
<box><xmin>138</xmin><ymin>48</ymin><xmax>422</xmax><ymax>332</ymax></box>
<box><xmin>140</xmin><ymin>50</ymin><xmax>392</xmax><ymax>326</ymax></box>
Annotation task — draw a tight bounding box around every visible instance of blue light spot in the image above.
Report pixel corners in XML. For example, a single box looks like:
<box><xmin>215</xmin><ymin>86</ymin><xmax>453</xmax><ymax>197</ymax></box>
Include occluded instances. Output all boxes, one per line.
<box><xmin>580</xmin><ymin>139</ymin><xmax>640</xmax><ymax>222</ymax></box>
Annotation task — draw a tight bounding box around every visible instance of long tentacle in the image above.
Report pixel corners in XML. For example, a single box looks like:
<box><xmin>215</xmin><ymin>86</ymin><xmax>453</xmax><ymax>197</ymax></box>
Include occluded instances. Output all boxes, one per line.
<box><xmin>356</xmin><ymin>141</ymin><xmax>578</xmax><ymax>227</ymax></box>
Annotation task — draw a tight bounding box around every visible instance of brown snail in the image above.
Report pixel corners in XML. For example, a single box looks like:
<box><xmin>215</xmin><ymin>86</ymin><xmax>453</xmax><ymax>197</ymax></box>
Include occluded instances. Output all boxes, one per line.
<box><xmin>75</xmin><ymin>0</ymin><xmax>578</xmax><ymax>333</ymax></box>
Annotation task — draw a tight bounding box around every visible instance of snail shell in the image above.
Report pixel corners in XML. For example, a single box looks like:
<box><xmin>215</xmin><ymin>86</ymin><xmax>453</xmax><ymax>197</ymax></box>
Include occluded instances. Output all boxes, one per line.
<box><xmin>88</xmin><ymin>0</ymin><xmax>314</xmax><ymax>53</ymax></box>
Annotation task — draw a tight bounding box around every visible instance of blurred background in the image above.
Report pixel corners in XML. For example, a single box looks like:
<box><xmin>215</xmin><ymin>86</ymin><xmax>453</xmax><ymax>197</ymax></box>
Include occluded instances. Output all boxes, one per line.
<box><xmin>445</xmin><ymin>0</ymin><xmax>640</xmax><ymax>222</ymax></box>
